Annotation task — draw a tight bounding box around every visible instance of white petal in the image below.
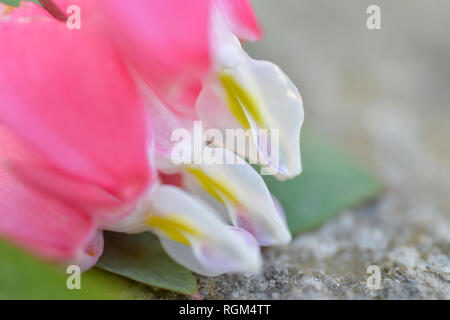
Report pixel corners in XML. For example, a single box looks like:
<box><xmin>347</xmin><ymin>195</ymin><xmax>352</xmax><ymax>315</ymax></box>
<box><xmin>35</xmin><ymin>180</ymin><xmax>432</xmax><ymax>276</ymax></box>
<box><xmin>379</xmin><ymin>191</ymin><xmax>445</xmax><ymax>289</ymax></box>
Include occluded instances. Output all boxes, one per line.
<box><xmin>183</xmin><ymin>147</ymin><xmax>292</xmax><ymax>246</ymax></box>
<box><xmin>133</xmin><ymin>70</ymin><xmax>195</xmax><ymax>173</ymax></box>
<box><xmin>102</xmin><ymin>186</ymin><xmax>156</xmax><ymax>234</ymax></box>
<box><xmin>159</xmin><ymin>238</ymin><xmax>218</xmax><ymax>276</ymax></box>
<box><xmin>240</xmin><ymin>56</ymin><xmax>304</xmax><ymax>179</ymax></box>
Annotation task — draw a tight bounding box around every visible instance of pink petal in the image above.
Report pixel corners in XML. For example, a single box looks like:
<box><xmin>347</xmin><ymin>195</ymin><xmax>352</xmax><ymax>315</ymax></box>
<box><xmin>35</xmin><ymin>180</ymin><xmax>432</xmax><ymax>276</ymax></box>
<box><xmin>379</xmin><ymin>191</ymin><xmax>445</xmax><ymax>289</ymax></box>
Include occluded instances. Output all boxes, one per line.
<box><xmin>0</xmin><ymin>126</ymin><xmax>98</xmax><ymax>264</ymax></box>
<box><xmin>72</xmin><ymin>230</ymin><xmax>104</xmax><ymax>271</ymax></box>
<box><xmin>0</xmin><ymin>17</ymin><xmax>153</xmax><ymax>207</ymax></box>
<box><xmin>97</xmin><ymin>0</ymin><xmax>212</xmax><ymax>113</ymax></box>
<box><xmin>215</xmin><ymin>0</ymin><xmax>263</xmax><ymax>41</ymax></box>
<box><xmin>10</xmin><ymin>163</ymin><xmax>128</xmax><ymax>224</ymax></box>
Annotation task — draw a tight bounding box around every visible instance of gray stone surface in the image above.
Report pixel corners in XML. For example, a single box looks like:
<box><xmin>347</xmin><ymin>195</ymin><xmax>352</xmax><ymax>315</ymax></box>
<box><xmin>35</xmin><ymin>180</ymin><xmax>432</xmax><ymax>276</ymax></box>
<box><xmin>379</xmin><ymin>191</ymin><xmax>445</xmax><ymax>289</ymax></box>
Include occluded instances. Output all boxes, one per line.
<box><xmin>156</xmin><ymin>0</ymin><xmax>450</xmax><ymax>299</ymax></box>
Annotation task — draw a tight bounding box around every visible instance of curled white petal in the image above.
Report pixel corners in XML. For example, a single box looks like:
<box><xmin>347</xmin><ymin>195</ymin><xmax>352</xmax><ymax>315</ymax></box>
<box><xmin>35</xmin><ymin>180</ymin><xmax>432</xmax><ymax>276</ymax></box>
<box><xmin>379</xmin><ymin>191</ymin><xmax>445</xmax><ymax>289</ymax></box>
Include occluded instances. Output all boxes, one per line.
<box><xmin>183</xmin><ymin>147</ymin><xmax>292</xmax><ymax>246</ymax></box>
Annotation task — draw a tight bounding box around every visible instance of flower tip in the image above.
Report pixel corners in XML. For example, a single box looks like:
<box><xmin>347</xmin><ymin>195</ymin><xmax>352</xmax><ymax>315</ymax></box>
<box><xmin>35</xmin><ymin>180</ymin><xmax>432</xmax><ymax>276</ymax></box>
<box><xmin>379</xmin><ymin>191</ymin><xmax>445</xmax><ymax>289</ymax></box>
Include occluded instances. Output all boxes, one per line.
<box><xmin>236</xmin><ymin>249</ymin><xmax>263</xmax><ymax>276</ymax></box>
<box><xmin>278</xmin><ymin>229</ymin><xmax>293</xmax><ymax>245</ymax></box>
<box><xmin>273</xmin><ymin>164</ymin><xmax>303</xmax><ymax>181</ymax></box>
<box><xmin>246</xmin><ymin>25</ymin><xmax>263</xmax><ymax>42</ymax></box>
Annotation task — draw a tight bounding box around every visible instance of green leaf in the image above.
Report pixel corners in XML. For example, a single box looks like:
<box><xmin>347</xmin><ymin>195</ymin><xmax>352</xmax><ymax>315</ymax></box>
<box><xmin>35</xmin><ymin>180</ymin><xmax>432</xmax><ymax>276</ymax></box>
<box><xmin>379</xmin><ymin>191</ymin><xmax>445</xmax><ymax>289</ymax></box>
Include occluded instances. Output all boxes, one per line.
<box><xmin>0</xmin><ymin>0</ymin><xmax>40</xmax><ymax>7</ymax></box>
<box><xmin>96</xmin><ymin>232</ymin><xmax>198</xmax><ymax>295</ymax></box>
<box><xmin>0</xmin><ymin>238</ymin><xmax>133</xmax><ymax>299</ymax></box>
<box><xmin>264</xmin><ymin>128</ymin><xmax>382</xmax><ymax>234</ymax></box>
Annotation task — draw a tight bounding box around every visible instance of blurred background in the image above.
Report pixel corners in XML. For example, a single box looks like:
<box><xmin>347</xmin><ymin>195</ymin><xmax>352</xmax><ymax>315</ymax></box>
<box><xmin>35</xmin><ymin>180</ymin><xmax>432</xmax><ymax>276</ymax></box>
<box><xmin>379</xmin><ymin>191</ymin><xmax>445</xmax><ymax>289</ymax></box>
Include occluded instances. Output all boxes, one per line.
<box><xmin>192</xmin><ymin>0</ymin><xmax>449</xmax><ymax>299</ymax></box>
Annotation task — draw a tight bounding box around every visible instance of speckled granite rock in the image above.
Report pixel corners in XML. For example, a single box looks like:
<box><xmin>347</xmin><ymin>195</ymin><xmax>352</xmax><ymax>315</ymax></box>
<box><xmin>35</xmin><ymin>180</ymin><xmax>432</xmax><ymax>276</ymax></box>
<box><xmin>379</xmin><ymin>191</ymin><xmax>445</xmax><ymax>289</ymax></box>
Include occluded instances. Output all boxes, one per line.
<box><xmin>156</xmin><ymin>0</ymin><xmax>450</xmax><ymax>299</ymax></box>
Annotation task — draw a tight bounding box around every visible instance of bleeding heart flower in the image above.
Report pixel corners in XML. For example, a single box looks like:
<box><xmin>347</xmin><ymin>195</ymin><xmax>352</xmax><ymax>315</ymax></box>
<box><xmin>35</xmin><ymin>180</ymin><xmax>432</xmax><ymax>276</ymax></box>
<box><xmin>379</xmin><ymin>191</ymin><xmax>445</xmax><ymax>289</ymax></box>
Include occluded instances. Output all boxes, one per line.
<box><xmin>0</xmin><ymin>0</ymin><xmax>302</xmax><ymax>277</ymax></box>
<box><xmin>94</xmin><ymin>0</ymin><xmax>298</xmax><ymax>246</ymax></box>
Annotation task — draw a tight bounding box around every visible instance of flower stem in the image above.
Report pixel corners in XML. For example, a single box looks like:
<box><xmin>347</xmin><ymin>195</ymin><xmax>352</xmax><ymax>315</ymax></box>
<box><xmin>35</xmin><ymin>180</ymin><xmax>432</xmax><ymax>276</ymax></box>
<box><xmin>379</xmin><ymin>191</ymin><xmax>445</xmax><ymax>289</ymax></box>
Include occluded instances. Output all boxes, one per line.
<box><xmin>39</xmin><ymin>0</ymin><xmax>67</xmax><ymax>21</ymax></box>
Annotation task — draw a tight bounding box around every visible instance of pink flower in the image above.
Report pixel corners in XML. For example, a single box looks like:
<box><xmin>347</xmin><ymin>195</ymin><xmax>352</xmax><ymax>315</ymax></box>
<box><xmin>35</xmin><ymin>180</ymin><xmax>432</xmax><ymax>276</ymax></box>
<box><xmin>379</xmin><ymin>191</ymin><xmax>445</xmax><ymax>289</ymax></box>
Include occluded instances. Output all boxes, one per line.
<box><xmin>0</xmin><ymin>1</ymin><xmax>153</xmax><ymax>269</ymax></box>
<box><xmin>0</xmin><ymin>0</ymin><xmax>303</xmax><ymax>276</ymax></box>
